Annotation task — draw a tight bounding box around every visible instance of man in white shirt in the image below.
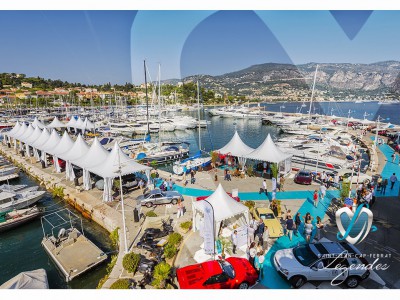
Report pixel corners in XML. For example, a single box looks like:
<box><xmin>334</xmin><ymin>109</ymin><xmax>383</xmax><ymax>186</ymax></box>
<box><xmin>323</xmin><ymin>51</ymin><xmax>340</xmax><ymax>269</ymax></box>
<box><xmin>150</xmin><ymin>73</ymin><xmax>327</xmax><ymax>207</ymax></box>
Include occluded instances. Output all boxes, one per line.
<box><xmin>334</xmin><ymin>174</ymin><xmax>340</xmax><ymax>188</ymax></box>
<box><xmin>231</xmin><ymin>230</ymin><xmax>238</xmax><ymax>254</ymax></box>
<box><xmin>259</xmin><ymin>179</ymin><xmax>267</xmax><ymax>196</ymax></box>
<box><xmin>319</xmin><ymin>184</ymin><xmax>327</xmax><ymax>200</ymax></box>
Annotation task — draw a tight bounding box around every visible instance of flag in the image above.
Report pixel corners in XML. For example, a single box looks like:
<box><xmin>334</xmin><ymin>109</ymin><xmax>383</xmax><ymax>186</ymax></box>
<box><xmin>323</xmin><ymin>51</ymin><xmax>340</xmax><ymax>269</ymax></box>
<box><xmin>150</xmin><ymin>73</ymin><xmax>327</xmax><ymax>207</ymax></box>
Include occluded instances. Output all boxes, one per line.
<box><xmin>201</xmin><ymin>200</ymin><xmax>215</xmax><ymax>255</ymax></box>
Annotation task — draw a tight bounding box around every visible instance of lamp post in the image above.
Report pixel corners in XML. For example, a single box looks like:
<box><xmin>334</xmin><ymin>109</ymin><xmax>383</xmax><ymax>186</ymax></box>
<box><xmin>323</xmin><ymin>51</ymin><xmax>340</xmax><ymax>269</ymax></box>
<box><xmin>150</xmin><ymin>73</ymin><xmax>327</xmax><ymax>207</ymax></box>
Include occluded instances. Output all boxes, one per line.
<box><xmin>116</xmin><ymin>146</ymin><xmax>128</xmax><ymax>254</ymax></box>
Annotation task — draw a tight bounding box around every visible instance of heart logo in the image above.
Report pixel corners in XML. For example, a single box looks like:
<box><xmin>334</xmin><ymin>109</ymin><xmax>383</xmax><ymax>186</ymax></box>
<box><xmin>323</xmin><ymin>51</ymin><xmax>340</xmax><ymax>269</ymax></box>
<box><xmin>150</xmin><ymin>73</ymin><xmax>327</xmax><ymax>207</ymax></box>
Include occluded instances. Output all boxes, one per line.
<box><xmin>336</xmin><ymin>204</ymin><xmax>373</xmax><ymax>244</ymax></box>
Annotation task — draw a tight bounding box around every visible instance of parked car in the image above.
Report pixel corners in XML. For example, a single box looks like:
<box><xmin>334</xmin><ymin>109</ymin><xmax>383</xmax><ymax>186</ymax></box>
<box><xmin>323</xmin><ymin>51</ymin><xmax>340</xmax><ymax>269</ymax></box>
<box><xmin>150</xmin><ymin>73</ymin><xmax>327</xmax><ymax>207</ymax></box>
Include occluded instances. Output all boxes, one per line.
<box><xmin>336</xmin><ymin>169</ymin><xmax>372</xmax><ymax>184</ymax></box>
<box><xmin>196</xmin><ymin>192</ymin><xmax>240</xmax><ymax>202</ymax></box>
<box><xmin>273</xmin><ymin>242</ymin><xmax>370</xmax><ymax>288</ymax></box>
<box><xmin>252</xmin><ymin>207</ymin><xmax>284</xmax><ymax>238</ymax></box>
<box><xmin>137</xmin><ymin>188</ymin><xmax>183</xmax><ymax>208</ymax></box>
<box><xmin>294</xmin><ymin>170</ymin><xmax>313</xmax><ymax>185</ymax></box>
<box><xmin>176</xmin><ymin>257</ymin><xmax>258</xmax><ymax>289</ymax></box>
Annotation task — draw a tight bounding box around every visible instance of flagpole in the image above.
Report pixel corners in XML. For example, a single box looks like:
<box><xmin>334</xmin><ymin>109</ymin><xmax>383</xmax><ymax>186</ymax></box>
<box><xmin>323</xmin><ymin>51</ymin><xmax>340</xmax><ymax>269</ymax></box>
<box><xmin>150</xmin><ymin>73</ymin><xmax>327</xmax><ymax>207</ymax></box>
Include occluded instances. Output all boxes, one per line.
<box><xmin>117</xmin><ymin>144</ymin><xmax>128</xmax><ymax>254</ymax></box>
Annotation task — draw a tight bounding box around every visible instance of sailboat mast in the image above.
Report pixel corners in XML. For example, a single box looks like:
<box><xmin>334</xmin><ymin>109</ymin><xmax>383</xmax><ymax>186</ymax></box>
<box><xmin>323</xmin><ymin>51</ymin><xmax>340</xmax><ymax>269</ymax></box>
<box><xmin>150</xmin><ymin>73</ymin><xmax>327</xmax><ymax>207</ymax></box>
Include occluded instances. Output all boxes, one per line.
<box><xmin>308</xmin><ymin>64</ymin><xmax>318</xmax><ymax>127</ymax></box>
<box><xmin>197</xmin><ymin>80</ymin><xmax>201</xmax><ymax>151</ymax></box>
<box><xmin>158</xmin><ymin>63</ymin><xmax>161</xmax><ymax>148</ymax></box>
<box><xmin>144</xmin><ymin>60</ymin><xmax>149</xmax><ymax>135</ymax></box>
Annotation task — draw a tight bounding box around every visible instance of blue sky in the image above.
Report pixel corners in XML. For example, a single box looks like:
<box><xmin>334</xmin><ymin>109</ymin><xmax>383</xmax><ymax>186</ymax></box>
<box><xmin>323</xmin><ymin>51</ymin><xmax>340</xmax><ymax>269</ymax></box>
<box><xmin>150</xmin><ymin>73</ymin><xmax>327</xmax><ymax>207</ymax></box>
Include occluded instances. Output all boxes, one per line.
<box><xmin>2</xmin><ymin>11</ymin><xmax>400</xmax><ymax>85</ymax></box>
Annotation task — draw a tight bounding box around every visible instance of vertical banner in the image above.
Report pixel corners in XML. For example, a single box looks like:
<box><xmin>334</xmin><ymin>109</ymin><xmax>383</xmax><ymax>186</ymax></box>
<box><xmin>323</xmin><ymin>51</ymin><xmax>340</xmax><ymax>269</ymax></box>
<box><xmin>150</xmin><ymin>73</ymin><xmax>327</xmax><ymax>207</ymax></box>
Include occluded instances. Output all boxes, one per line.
<box><xmin>202</xmin><ymin>200</ymin><xmax>215</xmax><ymax>255</ymax></box>
<box><xmin>236</xmin><ymin>225</ymin><xmax>248</xmax><ymax>247</ymax></box>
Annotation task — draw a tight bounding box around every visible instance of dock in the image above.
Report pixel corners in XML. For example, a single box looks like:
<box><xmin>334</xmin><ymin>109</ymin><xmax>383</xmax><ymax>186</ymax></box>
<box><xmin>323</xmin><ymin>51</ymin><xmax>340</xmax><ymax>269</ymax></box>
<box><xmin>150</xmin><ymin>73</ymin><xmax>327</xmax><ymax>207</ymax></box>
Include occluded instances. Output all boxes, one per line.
<box><xmin>40</xmin><ymin>210</ymin><xmax>108</xmax><ymax>282</ymax></box>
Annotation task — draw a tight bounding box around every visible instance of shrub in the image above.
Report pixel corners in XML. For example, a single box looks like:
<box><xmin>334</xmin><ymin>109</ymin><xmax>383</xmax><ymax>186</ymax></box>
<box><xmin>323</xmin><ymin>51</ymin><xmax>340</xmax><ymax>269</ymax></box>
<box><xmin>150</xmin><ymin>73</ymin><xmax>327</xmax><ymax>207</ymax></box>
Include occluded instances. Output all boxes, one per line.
<box><xmin>246</xmin><ymin>164</ymin><xmax>254</xmax><ymax>177</ymax></box>
<box><xmin>145</xmin><ymin>211</ymin><xmax>158</xmax><ymax>217</ymax></box>
<box><xmin>341</xmin><ymin>179</ymin><xmax>351</xmax><ymax>200</ymax></box>
<box><xmin>152</xmin><ymin>262</ymin><xmax>171</xmax><ymax>289</ymax></box>
<box><xmin>180</xmin><ymin>221</ymin><xmax>192</xmax><ymax>231</ymax></box>
<box><xmin>150</xmin><ymin>160</ymin><xmax>158</xmax><ymax>169</ymax></box>
<box><xmin>271</xmin><ymin>163</ymin><xmax>278</xmax><ymax>179</ymax></box>
<box><xmin>109</xmin><ymin>227</ymin><xmax>119</xmax><ymax>249</ymax></box>
<box><xmin>51</xmin><ymin>186</ymin><xmax>64</xmax><ymax>198</ymax></box>
<box><xmin>122</xmin><ymin>252</ymin><xmax>141</xmax><ymax>274</ymax></box>
<box><xmin>164</xmin><ymin>243</ymin><xmax>177</xmax><ymax>259</ymax></box>
<box><xmin>168</xmin><ymin>232</ymin><xmax>182</xmax><ymax>246</ymax></box>
<box><xmin>110</xmin><ymin>279</ymin><xmax>131</xmax><ymax>289</ymax></box>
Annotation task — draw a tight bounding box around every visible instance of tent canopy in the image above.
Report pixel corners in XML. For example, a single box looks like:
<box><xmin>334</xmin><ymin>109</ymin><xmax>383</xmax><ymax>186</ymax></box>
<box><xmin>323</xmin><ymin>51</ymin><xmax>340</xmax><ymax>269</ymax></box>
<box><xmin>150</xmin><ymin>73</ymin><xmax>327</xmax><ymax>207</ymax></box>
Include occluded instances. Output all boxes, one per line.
<box><xmin>57</xmin><ymin>134</ymin><xmax>90</xmax><ymax>162</ymax></box>
<box><xmin>13</xmin><ymin>123</ymin><xmax>28</xmax><ymax>140</ymax></box>
<box><xmin>75</xmin><ymin>117</ymin><xmax>84</xmax><ymax>129</ymax></box>
<box><xmin>31</xmin><ymin>128</ymin><xmax>50</xmax><ymax>149</ymax></box>
<box><xmin>24</xmin><ymin>126</ymin><xmax>43</xmax><ymax>145</ymax></box>
<box><xmin>72</xmin><ymin>136</ymin><xmax>109</xmax><ymax>169</ymax></box>
<box><xmin>32</xmin><ymin>117</ymin><xmax>46</xmax><ymax>129</ymax></box>
<box><xmin>47</xmin><ymin>116</ymin><xmax>67</xmax><ymax>128</ymax></box>
<box><xmin>40</xmin><ymin>129</ymin><xmax>61</xmax><ymax>153</ymax></box>
<box><xmin>245</xmin><ymin>134</ymin><xmax>292</xmax><ymax>163</ymax></box>
<box><xmin>6</xmin><ymin>121</ymin><xmax>21</xmax><ymax>138</ymax></box>
<box><xmin>65</xmin><ymin>116</ymin><xmax>77</xmax><ymax>128</ymax></box>
<box><xmin>217</xmin><ymin>131</ymin><xmax>254</xmax><ymax>158</ymax></box>
<box><xmin>88</xmin><ymin>142</ymin><xmax>151</xmax><ymax>178</ymax></box>
<box><xmin>52</xmin><ymin>130</ymin><xmax>75</xmax><ymax>157</ymax></box>
<box><xmin>18</xmin><ymin>124</ymin><xmax>35</xmax><ymax>143</ymax></box>
<box><xmin>192</xmin><ymin>184</ymin><xmax>249</xmax><ymax>223</ymax></box>
<box><xmin>0</xmin><ymin>269</ymin><xmax>49</xmax><ymax>289</ymax></box>
<box><xmin>82</xmin><ymin>117</ymin><xmax>95</xmax><ymax>130</ymax></box>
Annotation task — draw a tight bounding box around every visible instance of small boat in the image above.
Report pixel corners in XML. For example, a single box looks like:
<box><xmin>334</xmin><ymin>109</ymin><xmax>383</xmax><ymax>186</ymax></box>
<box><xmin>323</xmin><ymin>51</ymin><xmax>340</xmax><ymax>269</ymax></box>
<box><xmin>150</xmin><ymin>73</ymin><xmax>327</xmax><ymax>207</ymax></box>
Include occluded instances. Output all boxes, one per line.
<box><xmin>0</xmin><ymin>166</ymin><xmax>19</xmax><ymax>177</ymax></box>
<box><xmin>0</xmin><ymin>268</ymin><xmax>49</xmax><ymax>289</ymax></box>
<box><xmin>0</xmin><ymin>190</ymin><xmax>46</xmax><ymax>213</ymax></box>
<box><xmin>173</xmin><ymin>151</ymin><xmax>212</xmax><ymax>175</ymax></box>
<box><xmin>0</xmin><ymin>206</ymin><xmax>41</xmax><ymax>233</ymax></box>
<box><xmin>0</xmin><ymin>184</ymin><xmax>27</xmax><ymax>192</ymax></box>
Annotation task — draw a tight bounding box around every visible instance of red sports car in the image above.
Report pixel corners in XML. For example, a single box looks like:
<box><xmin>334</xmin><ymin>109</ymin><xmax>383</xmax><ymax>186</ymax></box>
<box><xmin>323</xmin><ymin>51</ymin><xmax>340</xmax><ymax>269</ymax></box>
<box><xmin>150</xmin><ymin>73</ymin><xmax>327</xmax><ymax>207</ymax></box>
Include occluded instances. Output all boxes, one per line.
<box><xmin>196</xmin><ymin>192</ymin><xmax>240</xmax><ymax>202</ymax></box>
<box><xmin>176</xmin><ymin>257</ymin><xmax>258</xmax><ymax>289</ymax></box>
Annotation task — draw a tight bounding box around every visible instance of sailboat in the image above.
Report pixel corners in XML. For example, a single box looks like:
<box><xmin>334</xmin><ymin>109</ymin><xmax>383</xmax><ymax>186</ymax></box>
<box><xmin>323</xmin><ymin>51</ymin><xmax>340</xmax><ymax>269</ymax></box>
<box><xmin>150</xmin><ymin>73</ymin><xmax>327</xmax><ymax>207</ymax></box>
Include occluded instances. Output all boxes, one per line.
<box><xmin>173</xmin><ymin>81</ymin><xmax>211</xmax><ymax>175</ymax></box>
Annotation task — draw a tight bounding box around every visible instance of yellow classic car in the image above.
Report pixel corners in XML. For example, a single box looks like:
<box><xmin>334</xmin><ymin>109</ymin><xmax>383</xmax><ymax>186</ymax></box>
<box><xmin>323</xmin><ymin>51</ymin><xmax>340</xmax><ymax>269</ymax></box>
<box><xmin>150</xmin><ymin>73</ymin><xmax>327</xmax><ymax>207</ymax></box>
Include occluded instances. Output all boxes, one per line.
<box><xmin>252</xmin><ymin>207</ymin><xmax>284</xmax><ymax>238</ymax></box>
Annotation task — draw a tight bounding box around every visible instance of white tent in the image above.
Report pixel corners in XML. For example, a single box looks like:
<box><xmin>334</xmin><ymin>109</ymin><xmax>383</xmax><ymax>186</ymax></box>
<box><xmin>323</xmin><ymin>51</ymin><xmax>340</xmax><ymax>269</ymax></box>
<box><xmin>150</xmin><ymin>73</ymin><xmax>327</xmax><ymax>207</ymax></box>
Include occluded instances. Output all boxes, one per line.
<box><xmin>82</xmin><ymin>117</ymin><xmax>95</xmax><ymax>132</ymax></box>
<box><xmin>72</xmin><ymin>136</ymin><xmax>110</xmax><ymax>190</ymax></box>
<box><xmin>24</xmin><ymin>126</ymin><xmax>43</xmax><ymax>158</ymax></box>
<box><xmin>31</xmin><ymin>128</ymin><xmax>50</xmax><ymax>161</ymax></box>
<box><xmin>0</xmin><ymin>269</ymin><xmax>49</xmax><ymax>289</ymax></box>
<box><xmin>65</xmin><ymin>116</ymin><xmax>77</xmax><ymax>131</ymax></box>
<box><xmin>217</xmin><ymin>131</ymin><xmax>254</xmax><ymax>169</ymax></box>
<box><xmin>32</xmin><ymin>117</ymin><xmax>46</xmax><ymax>129</ymax></box>
<box><xmin>6</xmin><ymin>121</ymin><xmax>20</xmax><ymax>140</ymax></box>
<box><xmin>51</xmin><ymin>131</ymin><xmax>75</xmax><ymax>173</ymax></box>
<box><xmin>245</xmin><ymin>134</ymin><xmax>292</xmax><ymax>175</ymax></box>
<box><xmin>75</xmin><ymin>117</ymin><xmax>85</xmax><ymax>130</ymax></box>
<box><xmin>88</xmin><ymin>142</ymin><xmax>151</xmax><ymax>202</ymax></box>
<box><xmin>192</xmin><ymin>184</ymin><xmax>249</xmax><ymax>238</ymax></box>
<box><xmin>46</xmin><ymin>116</ymin><xmax>67</xmax><ymax>128</ymax></box>
<box><xmin>18</xmin><ymin>125</ymin><xmax>35</xmax><ymax>157</ymax></box>
<box><xmin>57</xmin><ymin>134</ymin><xmax>90</xmax><ymax>181</ymax></box>
<box><xmin>39</xmin><ymin>129</ymin><xmax>61</xmax><ymax>167</ymax></box>
<box><xmin>13</xmin><ymin>123</ymin><xmax>28</xmax><ymax>151</ymax></box>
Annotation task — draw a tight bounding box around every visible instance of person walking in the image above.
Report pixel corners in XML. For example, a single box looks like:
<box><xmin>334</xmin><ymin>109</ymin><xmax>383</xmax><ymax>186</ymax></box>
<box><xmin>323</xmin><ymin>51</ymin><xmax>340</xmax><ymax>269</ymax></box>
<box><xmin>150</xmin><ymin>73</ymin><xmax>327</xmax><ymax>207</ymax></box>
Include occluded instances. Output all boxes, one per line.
<box><xmin>294</xmin><ymin>212</ymin><xmax>301</xmax><ymax>236</ymax></box>
<box><xmin>257</xmin><ymin>250</ymin><xmax>265</xmax><ymax>278</ymax></box>
<box><xmin>319</xmin><ymin>183</ymin><xmax>327</xmax><ymax>202</ymax></box>
<box><xmin>390</xmin><ymin>173</ymin><xmax>398</xmax><ymax>190</ymax></box>
<box><xmin>257</xmin><ymin>221</ymin><xmax>265</xmax><ymax>242</ymax></box>
<box><xmin>285</xmin><ymin>209</ymin><xmax>292</xmax><ymax>220</ymax></box>
<box><xmin>190</xmin><ymin>169</ymin><xmax>195</xmax><ymax>184</ymax></box>
<box><xmin>286</xmin><ymin>215</ymin><xmax>295</xmax><ymax>241</ymax></box>
<box><xmin>304</xmin><ymin>220</ymin><xmax>314</xmax><ymax>243</ymax></box>
<box><xmin>231</xmin><ymin>230</ymin><xmax>238</xmax><ymax>254</ymax></box>
<box><xmin>247</xmin><ymin>224</ymin><xmax>255</xmax><ymax>245</ymax></box>
<box><xmin>316</xmin><ymin>216</ymin><xmax>324</xmax><ymax>240</ymax></box>
<box><xmin>248</xmin><ymin>242</ymin><xmax>257</xmax><ymax>267</ymax></box>
<box><xmin>168</xmin><ymin>178</ymin><xmax>174</xmax><ymax>191</ymax></box>
<box><xmin>138</xmin><ymin>179</ymin><xmax>144</xmax><ymax>193</ymax></box>
<box><xmin>259</xmin><ymin>179</ymin><xmax>268</xmax><ymax>196</ymax></box>
<box><xmin>176</xmin><ymin>198</ymin><xmax>184</xmax><ymax>218</ymax></box>
<box><xmin>381</xmin><ymin>178</ymin><xmax>388</xmax><ymax>194</ymax></box>
<box><xmin>313</xmin><ymin>189</ymin><xmax>319</xmax><ymax>208</ymax></box>
<box><xmin>377</xmin><ymin>175</ymin><xmax>383</xmax><ymax>192</ymax></box>
<box><xmin>262</xmin><ymin>226</ymin><xmax>269</xmax><ymax>251</ymax></box>
<box><xmin>392</xmin><ymin>152</ymin><xmax>396</xmax><ymax>163</ymax></box>
<box><xmin>250</xmin><ymin>217</ymin><xmax>259</xmax><ymax>240</ymax></box>
<box><xmin>280</xmin><ymin>175</ymin><xmax>285</xmax><ymax>192</ymax></box>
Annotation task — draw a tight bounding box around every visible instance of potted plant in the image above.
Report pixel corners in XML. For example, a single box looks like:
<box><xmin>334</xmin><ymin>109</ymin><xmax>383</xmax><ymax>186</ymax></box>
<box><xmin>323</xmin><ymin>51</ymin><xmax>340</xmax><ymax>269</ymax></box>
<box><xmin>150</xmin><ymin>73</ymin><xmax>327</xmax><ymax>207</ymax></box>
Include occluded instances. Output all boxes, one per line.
<box><xmin>218</xmin><ymin>237</ymin><xmax>233</xmax><ymax>259</ymax></box>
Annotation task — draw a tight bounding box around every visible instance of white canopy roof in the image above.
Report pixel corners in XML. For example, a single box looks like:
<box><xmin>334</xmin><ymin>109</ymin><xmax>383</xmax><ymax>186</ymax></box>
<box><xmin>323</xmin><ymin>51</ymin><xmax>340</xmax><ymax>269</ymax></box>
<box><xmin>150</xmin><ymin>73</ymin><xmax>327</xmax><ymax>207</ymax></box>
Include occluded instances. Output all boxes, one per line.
<box><xmin>32</xmin><ymin>117</ymin><xmax>46</xmax><ymax>129</ymax></box>
<box><xmin>360</xmin><ymin>119</ymin><xmax>374</xmax><ymax>125</ymax></box>
<box><xmin>217</xmin><ymin>131</ymin><xmax>254</xmax><ymax>157</ymax></box>
<box><xmin>40</xmin><ymin>129</ymin><xmax>61</xmax><ymax>153</ymax></box>
<box><xmin>75</xmin><ymin>117</ymin><xmax>84</xmax><ymax>129</ymax></box>
<box><xmin>65</xmin><ymin>117</ymin><xmax>77</xmax><ymax>128</ymax></box>
<box><xmin>88</xmin><ymin>142</ymin><xmax>151</xmax><ymax>178</ymax></box>
<box><xmin>192</xmin><ymin>184</ymin><xmax>249</xmax><ymax>223</ymax></box>
<box><xmin>7</xmin><ymin>121</ymin><xmax>21</xmax><ymax>137</ymax></box>
<box><xmin>24</xmin><ymin>126</ymin><xmax>43</xmax><ymax>145</ymax></box>
<box><xmin>47</xmin><ymin>116</ymin><xmax>67</xmax><ymax>128</ymax></box>
<box><xmin>82</xmin><ymin>117</ymin><xmax>95</xmax><ymax>130</ymax></box>
<box><xmin>245</xmin><ymin>134</ymin><xmax>292</xmax><ymax>163</ymax></box>
<box><xmin>18</xmin><ymin>124</ymin><xmax>35</xmax><ymax>143</ymax></box>
<box><xmin>31</xmin><ymin>128</ymin><xmax>50</xmax><ymax>149</ymax></box>
<box><xmin>52</xmin><ymin>130</ymin><xmax>75</xmax><ymax>157</ymax></box>
<box><xmin>57</xmin><ymin>134</ymin><xmax>90</xmax><ymax>162</ymax></box>
<box><xmin>72</xmin><ymin>136</ymin><xmax>109</xmax><ymax>169</ymax></box>
<box><xmin>13</xmin><ymin>123</ymin><xmax>28</xmax><ymax>140</ymax></box>
<box><xmin>0</xmin><ymin>269</ymin><xmax>49</xmax><ymax>289</ymax></box>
